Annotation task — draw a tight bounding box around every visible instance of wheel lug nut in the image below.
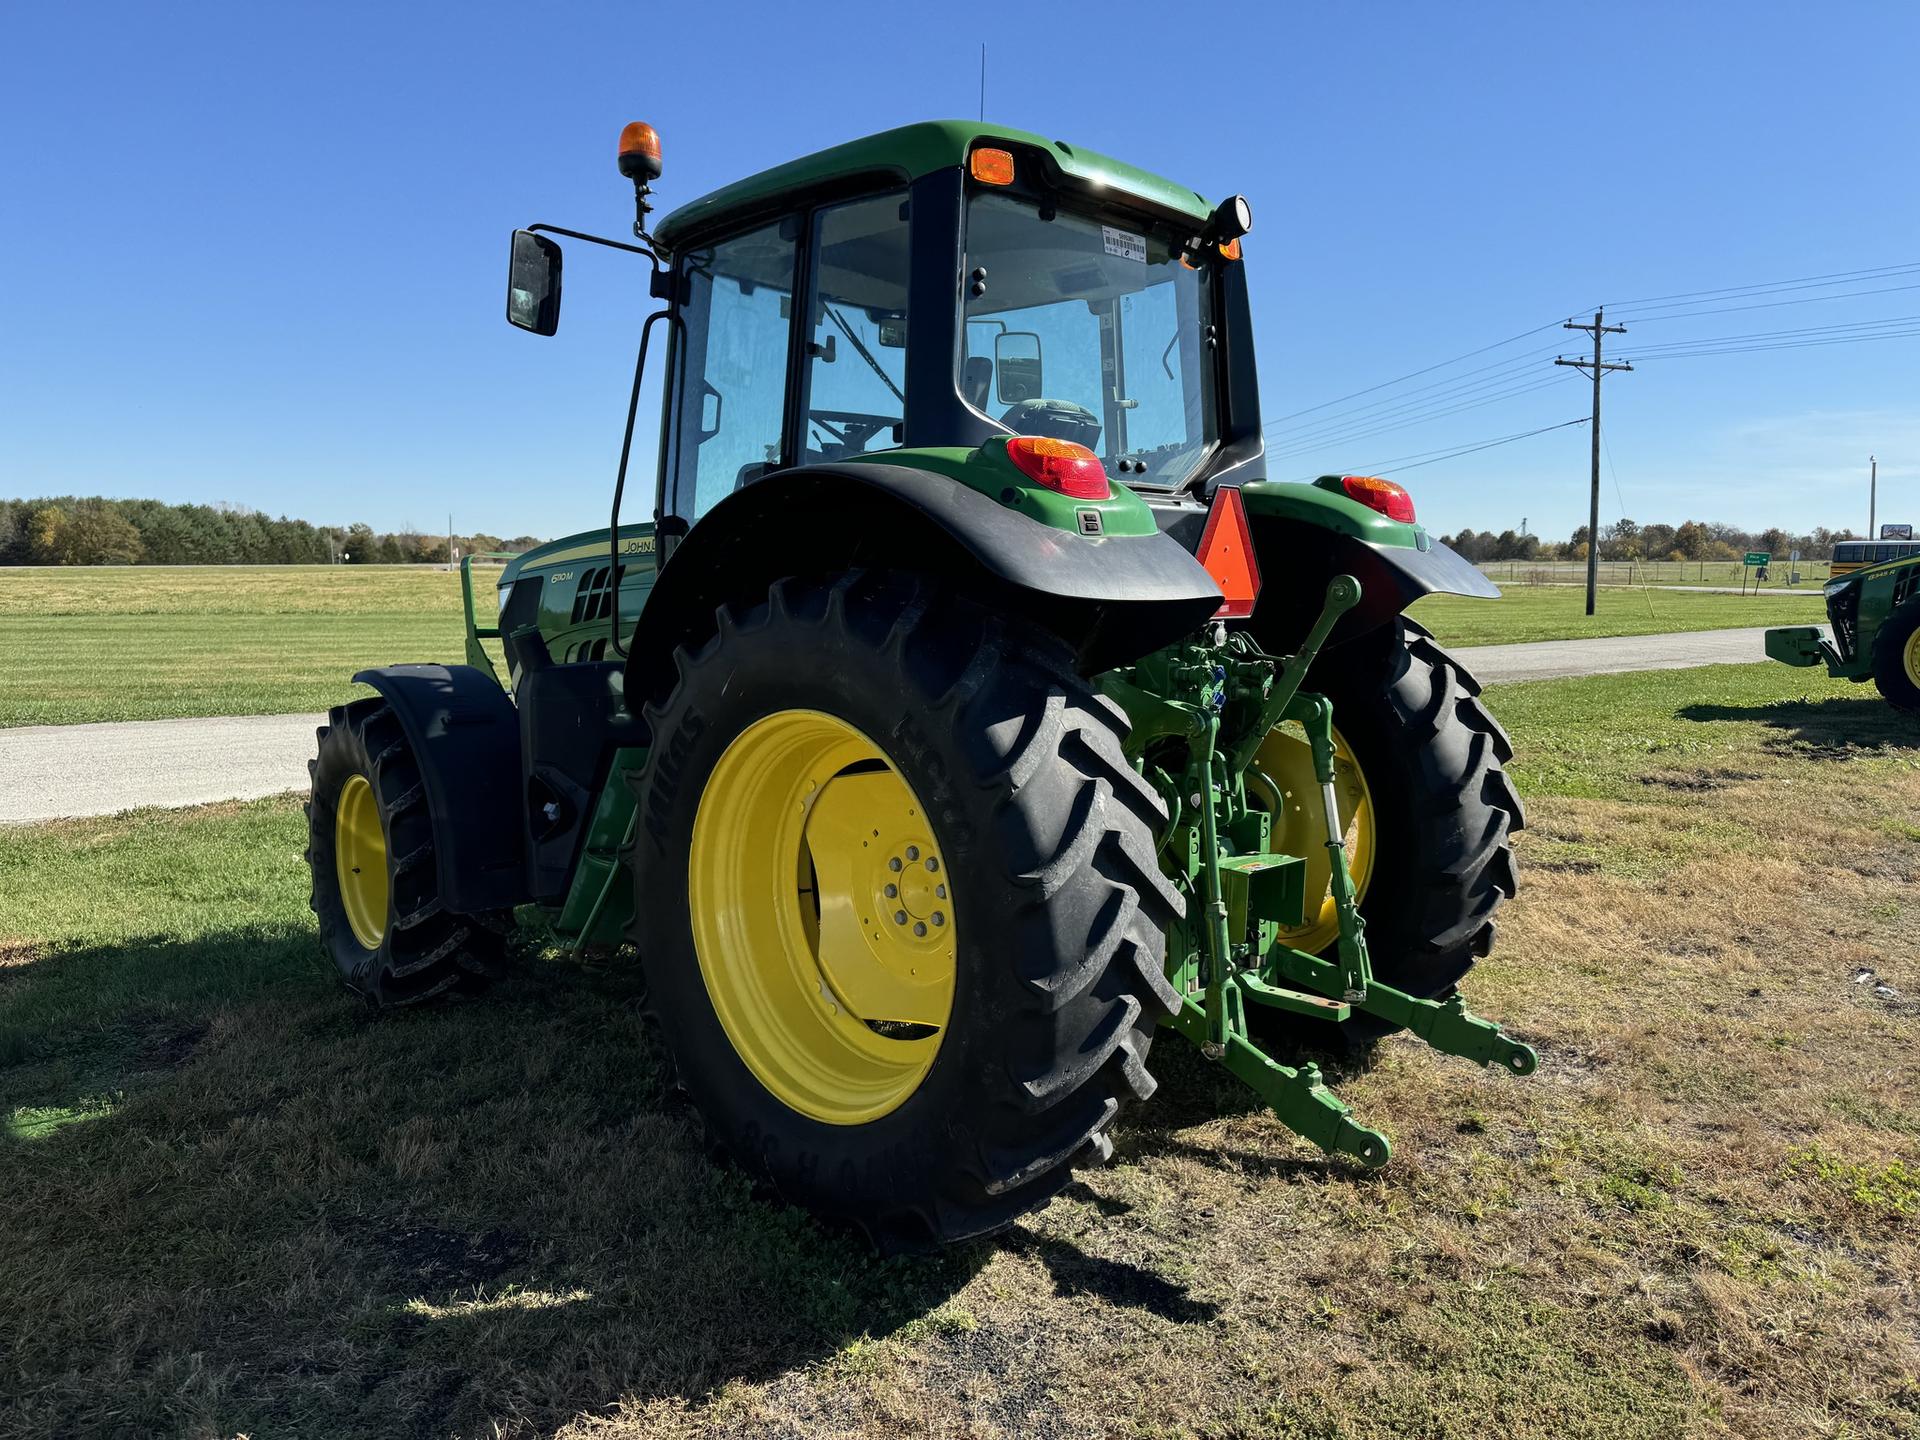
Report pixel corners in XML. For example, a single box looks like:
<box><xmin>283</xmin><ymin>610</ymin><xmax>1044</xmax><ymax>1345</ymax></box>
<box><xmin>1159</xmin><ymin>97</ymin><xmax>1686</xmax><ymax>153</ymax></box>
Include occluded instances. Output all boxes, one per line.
<box><xmin>925</xmin><ymin>856</ymin><xmax>939</xmax><ymax>872</ymax></box>
<box><xmin>894</xmin><ymin>910</ymin><xmax>908</xmax><ymax>925</ymax></box>
<box><xmin>931</xmin><ymin>912</ymin><xmax>945</xmax><ymax>926</ymax></box>
<box><xmin>906</xmin><ymin>845</ymin><xmax>920</xmax><ymax>861</ymax></box>
<box><xmin>913</xmin><ymin>921</ymin><xmax>927</xmax><ymax>937</ymax></box>
<box><xmin>884</xmin><ymin>883</ymin><xmax>898</xmax><ymax>898</ymax></box>
<box><xmin>935</xmin><ymin>884</ymin><xmax>947</xmax><ymax>899</ymax></box>
<box><xmin>888</xmin><ymin>857</ymin><xmax>903</xmax><ymax>872</ymax></box>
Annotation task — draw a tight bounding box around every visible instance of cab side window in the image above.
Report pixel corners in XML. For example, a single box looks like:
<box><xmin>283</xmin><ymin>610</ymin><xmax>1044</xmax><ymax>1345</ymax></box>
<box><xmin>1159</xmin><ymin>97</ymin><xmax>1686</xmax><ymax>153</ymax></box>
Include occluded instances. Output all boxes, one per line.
<box><xmin>668</xmin><ymin>221</ymin><xmax>798</xmax><ymax>522</ymax></box>
<box><xmin>798</xmin><ymin>192</ymin><xmax>910</xmax><ymax>459</ymax></box>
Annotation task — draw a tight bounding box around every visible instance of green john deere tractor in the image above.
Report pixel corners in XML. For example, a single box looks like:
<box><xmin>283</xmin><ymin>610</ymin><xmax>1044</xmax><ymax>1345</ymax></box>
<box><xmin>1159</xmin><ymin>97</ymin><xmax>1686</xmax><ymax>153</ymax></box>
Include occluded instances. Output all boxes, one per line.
<box><xmin>306</xmin><ymin>119</ymin><xmax>1532</xmax><ymax>1247</ymax></box>
<box><xmin>1766</xmin><ymin>549</ymin><xmax>1920</xmax><ymax>711</ymax></box>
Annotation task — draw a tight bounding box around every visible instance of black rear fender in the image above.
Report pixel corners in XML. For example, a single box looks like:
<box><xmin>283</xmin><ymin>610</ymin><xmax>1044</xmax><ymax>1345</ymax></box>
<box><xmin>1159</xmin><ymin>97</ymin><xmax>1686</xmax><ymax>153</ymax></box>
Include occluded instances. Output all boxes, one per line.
<box><xmin>623</xmin><ymin>462</ymin><xmax>1223</xmax><ymax>711</ymax></box>
<box><xmin>1241</xmin><ymin>516</ymin><xmax>1497</xmax><ymax>655</ymax></box>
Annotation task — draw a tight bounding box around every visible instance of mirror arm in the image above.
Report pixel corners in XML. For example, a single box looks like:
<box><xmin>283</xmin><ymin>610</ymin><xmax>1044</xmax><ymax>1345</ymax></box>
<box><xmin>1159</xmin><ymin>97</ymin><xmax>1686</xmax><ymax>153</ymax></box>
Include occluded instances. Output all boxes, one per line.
<box><xmin>607</xmin><ymin>307</ymin><xmax>681</xmax><ymax>659</ymax></box>
<box><xmin>526</xmin><ymin>223</ymin><xmax>664</xmax><ymax>266</ymax></box>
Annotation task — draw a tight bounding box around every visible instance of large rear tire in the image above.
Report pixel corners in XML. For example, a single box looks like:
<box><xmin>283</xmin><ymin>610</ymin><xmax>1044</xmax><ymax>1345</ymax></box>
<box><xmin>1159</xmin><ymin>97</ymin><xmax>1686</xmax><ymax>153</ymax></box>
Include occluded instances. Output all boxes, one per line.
<box><xmin>1253</xmin><ymin>616</ymin><xmax>1522</xmax><ymax>1038</ymax></box>
<box><xmin>629</xmin><ymin>572</ymin><xmax>1183</xmax><ymax>1249</ymax></box>
<box><xmin>306</xmin><ymin>697</ymin><xmax>505</xmax><ymax>1006</ymax></box>
<box><xmin>1870</xmin><ymin>598</ymin><xmax>1920</xmax><ymax>713</ymax></box>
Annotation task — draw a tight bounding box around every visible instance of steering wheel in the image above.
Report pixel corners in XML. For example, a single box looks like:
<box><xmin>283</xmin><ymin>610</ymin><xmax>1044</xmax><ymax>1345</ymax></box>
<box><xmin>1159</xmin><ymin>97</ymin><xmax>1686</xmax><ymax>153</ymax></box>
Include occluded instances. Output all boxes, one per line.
<box><xmin>999</xmin><ymin>398</ymin><xmax>1102</xmax><ymax>447</ymax></box>
<box><xmin>807</xmin><ymin>410</ymin><xmax>900</xmax><ymax>451</ymax></box>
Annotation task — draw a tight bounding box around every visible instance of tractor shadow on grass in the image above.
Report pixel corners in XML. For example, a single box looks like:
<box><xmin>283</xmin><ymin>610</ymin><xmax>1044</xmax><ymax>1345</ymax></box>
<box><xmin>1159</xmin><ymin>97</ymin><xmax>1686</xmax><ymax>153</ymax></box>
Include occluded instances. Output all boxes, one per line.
<box><xmin>0</xmin><ymin>925</ymin><xmax>988</xmax><ymax>1438</ymax></box>
<box><xmin>1678</xmin><ymin>694</ymin><xmax>1917</xmax><ymax>756</ymax></box>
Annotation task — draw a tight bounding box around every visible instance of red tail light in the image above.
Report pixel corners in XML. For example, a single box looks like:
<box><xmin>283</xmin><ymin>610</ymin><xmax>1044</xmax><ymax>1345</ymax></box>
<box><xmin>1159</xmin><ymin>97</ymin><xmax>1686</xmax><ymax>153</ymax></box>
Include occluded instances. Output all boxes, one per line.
<box><xmin>1004</xmin><ymin>436</ymin><xmax>1111</xmax><ymax>500</ymax></box>
<box><xmin>1340</xmin><ymin>474</ymin><xmax>1415</xmax><ymax>523</ymax></box>
<box><xmin>1196</xmin><ymin>485</ymin><xmax>1261</xmax><ymax>619</ymax></box>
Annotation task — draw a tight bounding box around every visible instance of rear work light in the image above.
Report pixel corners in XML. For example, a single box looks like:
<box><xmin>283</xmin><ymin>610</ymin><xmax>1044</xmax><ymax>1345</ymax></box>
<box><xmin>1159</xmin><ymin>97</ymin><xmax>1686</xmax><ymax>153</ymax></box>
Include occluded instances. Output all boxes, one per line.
<box><xmin>1339</xmin><ymin>474</ymin><xmax>1416</xmax><ymax>523</ymax></box>
<box><xmin>1004</xmin><ymin>436</ymin><xmax>1110</xmax><ymax>500</ymax></box>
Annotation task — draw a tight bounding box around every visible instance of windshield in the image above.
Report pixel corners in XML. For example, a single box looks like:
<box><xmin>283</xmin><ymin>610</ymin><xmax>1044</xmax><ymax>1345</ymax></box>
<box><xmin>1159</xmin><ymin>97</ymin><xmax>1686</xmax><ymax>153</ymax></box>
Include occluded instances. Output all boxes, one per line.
<box><xmin>962</xmin><ymin>190</ymin><xmax>1219</xmax><ymax>490</ymax></box>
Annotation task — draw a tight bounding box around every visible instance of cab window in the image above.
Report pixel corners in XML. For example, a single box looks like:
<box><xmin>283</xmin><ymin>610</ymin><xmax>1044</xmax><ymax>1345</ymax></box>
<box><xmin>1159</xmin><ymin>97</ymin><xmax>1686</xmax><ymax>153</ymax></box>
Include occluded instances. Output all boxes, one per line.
<box><xmin>667</xmin><ymin>220</ymin><xmax>798</xmax><ymax>521</ymax></box>
<box><xmin>798</xmin><ymin>192</ymin><xmax>910</xmax><ymax>459</ymax></box>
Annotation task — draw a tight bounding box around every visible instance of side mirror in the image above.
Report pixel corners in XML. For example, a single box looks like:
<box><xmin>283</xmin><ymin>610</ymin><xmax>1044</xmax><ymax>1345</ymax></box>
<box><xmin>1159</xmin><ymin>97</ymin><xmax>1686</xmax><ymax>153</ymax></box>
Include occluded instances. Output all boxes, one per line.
<box><xmin>995</xmin><ymin>331</ymin><xmax>1043</xmax><ymax>404</ymax></box>
<box><xmin>506</xmin><ymin>230</ymin><xmax>563</xmax><ymax>336</ymax></box>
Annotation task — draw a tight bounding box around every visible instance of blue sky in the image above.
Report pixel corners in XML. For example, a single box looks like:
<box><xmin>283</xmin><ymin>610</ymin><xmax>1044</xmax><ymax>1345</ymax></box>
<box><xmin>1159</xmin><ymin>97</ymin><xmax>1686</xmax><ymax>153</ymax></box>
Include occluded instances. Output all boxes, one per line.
<box><xmin>3</xmin><ymin>1</ymin><xmax>1915</xmax><ymax>542</ymax></box>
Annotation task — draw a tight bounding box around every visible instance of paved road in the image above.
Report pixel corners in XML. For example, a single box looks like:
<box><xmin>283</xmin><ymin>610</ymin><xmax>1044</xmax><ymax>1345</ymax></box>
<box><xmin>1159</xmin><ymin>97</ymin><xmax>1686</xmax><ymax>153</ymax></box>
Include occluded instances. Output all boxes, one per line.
<box><xmin>0</xmin><ymin>626</ymin><xmax>1781</xmax><ymax>825</ymax></box>
<box><xmin>0</xmin><ymin>712</ymin><xmax>324</xmax><ymax>825</ymax></box>
<box><xmin>1452</xmin><ymin>625</ymin><xmax>1771</xmax><ymax>683</ymax></box>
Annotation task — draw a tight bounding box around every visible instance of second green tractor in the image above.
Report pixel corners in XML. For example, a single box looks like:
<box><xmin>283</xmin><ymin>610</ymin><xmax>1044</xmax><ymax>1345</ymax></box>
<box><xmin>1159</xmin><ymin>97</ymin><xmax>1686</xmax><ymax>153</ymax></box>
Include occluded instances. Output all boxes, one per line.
<box><xmin>307</xmin><ymin>118</ymin><xmax>1532</xmax><ymax>1247</ymax></box>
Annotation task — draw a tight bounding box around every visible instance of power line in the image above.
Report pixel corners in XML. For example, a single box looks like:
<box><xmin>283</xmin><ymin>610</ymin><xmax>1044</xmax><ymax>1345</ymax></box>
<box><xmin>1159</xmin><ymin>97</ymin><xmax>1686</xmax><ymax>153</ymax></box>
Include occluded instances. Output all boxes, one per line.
<box><xmin>1623</xmin><ymin>312</ymin><xmax>1920</xmax><ymax>352</ymax></box>
<box><xmin>1615</xmin><ymin>280</ymin><xmax>1920</xmax><ymax>324</ymax></box>
<box><xmin>1265</xmin><ymin>372</ymin><xmax>1582</xmax><ymax>461</ymax></box>
<box><xmin>1630</xmin><ymin>326</ymin><xmax>1920</xmax><ymax>361</ymax></box>
<box><xmin>1263</xmin><ymin>344</ymin><xmax>1564</xmax><ymax>440</ymax></box>
<box><xmin>1264</xmin><ymin>354</ymin><xmax>1574</xmax><ymax>450</ymax></box>
<box><xmin>1263</xmin><ymin>318</ymin><xmax>1576</xmax><ymax>426</ymax></box>
<box><xmin>1606</xmin><ymin>260</ymin><xmax>1920</xmax><ymax>309</ymax></box>
<box><xmin>1296</xmin><ymin>416</ymin><xmax>1590</xmax><ymax>481</ymax></box>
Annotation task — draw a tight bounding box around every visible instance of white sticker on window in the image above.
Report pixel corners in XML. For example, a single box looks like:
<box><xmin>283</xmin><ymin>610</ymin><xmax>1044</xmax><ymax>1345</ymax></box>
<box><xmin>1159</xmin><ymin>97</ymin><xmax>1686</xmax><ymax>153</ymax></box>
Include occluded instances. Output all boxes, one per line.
<box><xmin>1102</xmin><ymin>225</ymin><xmax>1147</xmax><ymax>263</ymax></box>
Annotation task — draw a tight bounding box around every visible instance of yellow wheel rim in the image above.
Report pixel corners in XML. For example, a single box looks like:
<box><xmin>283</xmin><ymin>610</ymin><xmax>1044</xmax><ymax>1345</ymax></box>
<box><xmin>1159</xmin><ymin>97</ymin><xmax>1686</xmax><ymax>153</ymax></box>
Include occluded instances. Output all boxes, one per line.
<box><xmin>687</xmin><ymin>709</ymin><xmax>957</xmax><ymax>1126</ymax></box>
<box><xmin>334</xmin><ymin>772</ymin><xmax>389</xmax><ymax>950</ymax></box>
<box><xmin>1247</xmin><ymin>723</ymin><xmax>1375</xmax><ymax>955</ymax></box>
<box><xmin>1905</xmin><ymin>627</ymin><xmax>1920</xmax><ymax>687</ymax></box>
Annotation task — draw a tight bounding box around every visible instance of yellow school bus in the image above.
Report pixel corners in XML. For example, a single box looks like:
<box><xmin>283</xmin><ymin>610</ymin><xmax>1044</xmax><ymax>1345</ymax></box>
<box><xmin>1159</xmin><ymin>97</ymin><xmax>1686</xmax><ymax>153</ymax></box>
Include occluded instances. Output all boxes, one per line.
<box><xmin>1831</xmin><ymin>538</ymin><xmax>1920</xmax><ymax>577</ymax></box>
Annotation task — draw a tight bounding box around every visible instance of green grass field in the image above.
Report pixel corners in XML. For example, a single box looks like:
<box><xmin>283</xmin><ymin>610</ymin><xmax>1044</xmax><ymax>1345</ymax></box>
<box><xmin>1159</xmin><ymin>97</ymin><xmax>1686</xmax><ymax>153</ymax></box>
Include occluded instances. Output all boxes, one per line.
<box><xmin>0</xmin><ymin>565</ymin><xmax>1828</xmax><ymax>728</ymax></box>
<box><xmin>0</xmin><ymin>566</ymin><xmax>485</xmax><ymax>727</ymax></box>
<box><xmin>1410</xmin><ymin>584</ymin><xmax>1824</xmax><ymax>646</ymax></box>
<box><xmin>4</xmin><ymin>660</ymin><xmax>1915</xmax><ymax>1438</ymax></box>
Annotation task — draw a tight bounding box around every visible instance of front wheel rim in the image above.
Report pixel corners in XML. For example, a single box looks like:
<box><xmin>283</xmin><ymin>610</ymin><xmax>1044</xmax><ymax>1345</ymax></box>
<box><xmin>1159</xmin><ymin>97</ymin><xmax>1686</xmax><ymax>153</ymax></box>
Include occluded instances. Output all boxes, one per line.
<box><xmin>334</xmin><ymin>772</ymin><xmax>389</xmax><ymax>950</ymax></box>
<box><xmin>1904</xmin><ymin>627</ymin><xmax>1920</xmax><ymax>687</ymax></box>
<box><xmin>1248</xmin><ymin>722</ymin><xmax>1375</xmax><ymax>955</ymax></box>
<box><xmin>687</xmin><ymin>709</ymin><xmax>957</xmax><ymax>1126</ymax></box>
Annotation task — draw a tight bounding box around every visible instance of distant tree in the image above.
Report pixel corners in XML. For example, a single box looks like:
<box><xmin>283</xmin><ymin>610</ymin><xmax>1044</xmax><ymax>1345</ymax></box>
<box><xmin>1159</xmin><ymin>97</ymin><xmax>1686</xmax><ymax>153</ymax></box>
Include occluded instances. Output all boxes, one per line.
<box><xmin>28</xmin><ymin>506</ymin><xmax>68</xmax><ymax>563</ymax></box>
<box><xmin>1672</xmin><ymin>520</ymin><xmax>1710</xmax><ymax>560</ymax></box>
<box><xmin>1600</xmin><ymin>517</ymin><xmax>1639</xmax><ymax>561</ymax></box>
<box><xmin>58</xmin><ymin>502</ymin><xmax>145</xmax><ymax>564</ymax></box>
<box><xmin>1639</xmin><ymin>522</ymin><xmax>1676</xmax><ymax>559</ymax></box>
<box><xmin>1758</xmin><ymin>526</ymin><xmax>1789</xmax><ymax>558</ymax></box>
<box><xmin>344</xmin><ymin>523</ymin><xmax>377</xmax><ymax>563</ymax></box>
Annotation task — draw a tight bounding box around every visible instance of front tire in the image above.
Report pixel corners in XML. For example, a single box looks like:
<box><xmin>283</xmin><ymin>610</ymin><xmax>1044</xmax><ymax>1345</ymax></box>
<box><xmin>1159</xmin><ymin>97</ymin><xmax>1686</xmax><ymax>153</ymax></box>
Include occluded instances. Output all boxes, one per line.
<box><xmin>629</xmin><ymin>573</ymin><xmax>1183</xmax><ymax>1249</ymax></box>
<box><xmin>1870</xmin><ymin>598</ymin><xmax>1920</xmax><ymax>713</ymax></box>
<box><xmin>306</xmin><ymin>697</ymin><xmax>504</xmax><ymax>1006</ymax></box>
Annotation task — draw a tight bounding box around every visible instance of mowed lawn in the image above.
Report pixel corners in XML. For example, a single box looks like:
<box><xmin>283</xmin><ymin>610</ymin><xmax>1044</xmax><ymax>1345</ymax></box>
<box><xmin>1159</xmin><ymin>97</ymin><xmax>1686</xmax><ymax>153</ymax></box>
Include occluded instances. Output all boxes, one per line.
<box><xmin>0</xmin><ymin>566</ymin><xmax>484</xmax><ymax>727</ymax></box>
<box><xmin>1411</xmin><ymin>583</ymin><xmax>1825</xmax><ymax>647</ymax></box>
<box><xmin>2</xmin><ymin>661</ymin><xmax>1915</xmax><ymax>1438</ymax></box>
<box><xmin>0</xmin><ymin>563</ymin><xmax>1827</xmax><ymax>728</ymax></box>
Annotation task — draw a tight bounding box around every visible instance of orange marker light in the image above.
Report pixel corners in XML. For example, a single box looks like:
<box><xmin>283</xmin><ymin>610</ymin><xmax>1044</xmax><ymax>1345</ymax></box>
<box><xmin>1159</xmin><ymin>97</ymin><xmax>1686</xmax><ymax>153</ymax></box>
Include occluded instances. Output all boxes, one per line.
<box><xmin>969</xmin><ymin>147</ymin><xmax>1015</xmax><ymax>186</ymax></box>
<box><xmin>1196</xmin><ymin>485</ymin><xmax>1261</xmax><ymax>619</ymax></box>
<box><xmin>1218</xmin><ymin>238</ymin><xmax>1242</xmax><ymax>260</ymax></box>
<box><xmin>618</xmin><ymin>121</ymin><xmax>663</xmax><ymax>182</ymax></box>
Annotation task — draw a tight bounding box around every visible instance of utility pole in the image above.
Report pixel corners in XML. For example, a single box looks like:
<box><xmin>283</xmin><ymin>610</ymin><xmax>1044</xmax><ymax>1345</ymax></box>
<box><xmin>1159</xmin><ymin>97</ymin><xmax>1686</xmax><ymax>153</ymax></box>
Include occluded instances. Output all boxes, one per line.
<box><xmin>1869</xmin><ymin>454</ymin><xmax>1877</xmax><ymax>538</ymax></box>
<box><xmin>1556</xmin><ymin>311</ymin><xmax>1631</xmax><ymax>616</ymax></box>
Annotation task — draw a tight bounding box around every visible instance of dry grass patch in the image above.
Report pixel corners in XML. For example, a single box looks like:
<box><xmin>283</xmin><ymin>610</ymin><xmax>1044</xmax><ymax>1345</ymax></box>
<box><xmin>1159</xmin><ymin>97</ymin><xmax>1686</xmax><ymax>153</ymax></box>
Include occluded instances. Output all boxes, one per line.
<box><xmin>2</xmin><ymin>664</ymin><xmax>1917</xmax><ymax>1437</ymax></box>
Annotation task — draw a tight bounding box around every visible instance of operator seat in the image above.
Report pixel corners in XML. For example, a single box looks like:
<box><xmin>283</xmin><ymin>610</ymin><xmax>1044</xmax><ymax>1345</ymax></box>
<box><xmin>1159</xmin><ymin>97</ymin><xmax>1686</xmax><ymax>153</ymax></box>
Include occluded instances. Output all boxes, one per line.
<box><xmin>961</xmin><ymin>355</ymin><xmax>993</xmax><ymax>412</ymax></box>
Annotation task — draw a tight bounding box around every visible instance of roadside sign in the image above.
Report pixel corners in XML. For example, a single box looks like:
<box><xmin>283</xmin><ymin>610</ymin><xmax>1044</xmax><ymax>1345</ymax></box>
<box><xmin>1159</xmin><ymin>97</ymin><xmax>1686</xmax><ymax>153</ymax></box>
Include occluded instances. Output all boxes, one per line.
<box><xmin>1743</xmin><ymin>550</ymin><xmax>1771</xmax><ymax>595</ymax></box>
<box><xmin>1881</xmin><ymin>523</ymin><xmax>1913</xmax><ymax>540</ymax></box>
<box><xmin>1744</xmin><ymin>551</ymin><xmax>1771</xmax><ymax>566</ymax></box>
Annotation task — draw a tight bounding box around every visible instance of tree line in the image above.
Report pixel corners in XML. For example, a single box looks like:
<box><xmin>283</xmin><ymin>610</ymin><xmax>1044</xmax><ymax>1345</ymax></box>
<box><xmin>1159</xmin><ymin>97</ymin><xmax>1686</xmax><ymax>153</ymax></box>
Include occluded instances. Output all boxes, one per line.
<box><xmin>0</xmin><ymin>497</ymin><xmax>542</xmax><ymax>567</ymax></box>
<box><xmin>1438</xmin><ymin>518</ymin><xmax>1861</xmax><ymax>565</ymax></box>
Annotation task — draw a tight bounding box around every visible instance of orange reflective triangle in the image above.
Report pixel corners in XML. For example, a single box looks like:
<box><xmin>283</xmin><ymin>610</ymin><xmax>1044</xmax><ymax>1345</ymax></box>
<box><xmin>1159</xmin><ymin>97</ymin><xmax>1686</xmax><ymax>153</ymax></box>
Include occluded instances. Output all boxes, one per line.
<box><xmin>1196</xmin><ymin>484</ymin><xmax>1261</xmax><ymax>619</ymax></box>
